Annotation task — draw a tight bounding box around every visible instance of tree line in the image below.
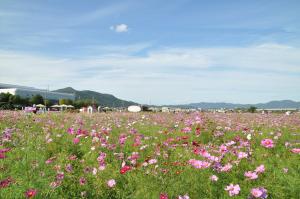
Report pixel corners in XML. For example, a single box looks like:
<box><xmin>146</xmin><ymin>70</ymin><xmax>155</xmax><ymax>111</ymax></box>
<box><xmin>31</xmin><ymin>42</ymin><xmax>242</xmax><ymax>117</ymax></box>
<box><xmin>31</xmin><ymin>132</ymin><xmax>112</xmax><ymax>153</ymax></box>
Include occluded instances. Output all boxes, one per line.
<box><xmin>0</xmin><ymin>92</ymin><xmax>98</xmax><ymax>110</ymax></box>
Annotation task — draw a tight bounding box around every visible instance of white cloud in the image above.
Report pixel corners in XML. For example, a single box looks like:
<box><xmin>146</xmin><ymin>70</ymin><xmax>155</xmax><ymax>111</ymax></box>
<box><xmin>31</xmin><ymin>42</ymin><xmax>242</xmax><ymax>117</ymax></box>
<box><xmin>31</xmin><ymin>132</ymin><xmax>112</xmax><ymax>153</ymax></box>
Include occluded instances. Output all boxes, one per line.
<box><xmin>110</xmin><ymin>24</ymin><xmax>129</xmax><ymax>33</ymax></box>
<box><xmin>0</xmin><ymin>43</ymin><xmax>300</xmax><ymax>104</ymax></box>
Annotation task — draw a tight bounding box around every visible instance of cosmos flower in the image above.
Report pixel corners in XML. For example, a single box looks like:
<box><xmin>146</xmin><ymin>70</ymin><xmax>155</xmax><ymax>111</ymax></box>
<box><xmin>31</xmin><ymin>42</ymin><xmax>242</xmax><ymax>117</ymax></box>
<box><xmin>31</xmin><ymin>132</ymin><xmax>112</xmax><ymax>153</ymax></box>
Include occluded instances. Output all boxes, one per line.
<box><xmin>188</xmin><ymin>159</ymin><xmax>211</xmax><ymax>169</ymax></box>
<box><xmin>261</xmin><ymin>139</ymin><xmax>274</xmax><ymax>148</ymax></box>
<box><xmin>251</xmin><ymin>188</ymin><xmax>263</xmax><ymax>198</ymax></box>
<box><xmin>107</xmin><ymin>179</ymin><xmax>116</xmax><ymax>188</ymax></box>
<box><xmin>254</xmin><ymin>165</ymin><xmax>265</xmax><ymax>174</ymax></box>
<box><xmin>0</xmin><ymin>177</ymin><xmax>13</xmax><ymax>189</ymax></box>
<box><xmin>220</xmin><ymin>163</ymin><xmax>233</xmax><ymax>172</ymax></box>
<box><xmin>25</xmin><ymin>189</ymin><xmax>37</xmax><ymax>198</ymax></box>
<box><xmin>250</xmin><ymin>187</ymin><xmax>268</xmax><ymax>199</ymax></box>
<box><xmin>73</xmin><ymin>137</ymin><xmax>80</xmax><ymax>144</ymax></box>
<box><xmin>291</xmin><ymin>148</ymin><xmax>300</xmax><ymax>154</ymax></box>
<box><xmin>237</xmin><ymin>152</ymin><xmax>248</xmax><ymax>159</ymax></box>
<box><xmin>160</xmin><ymin>193</ymin><xmax>168</xmax><ymax>199</ymax></box>
<box><xmin>120</xmin><ymin>165</ymin><xmax>132</xmax><ymax>174</ymax></box>
<box><xmin>178</xmin><ymin>194</ymin><xmax>190</xmax><ymax>199</ymax></box>
<box><xmin>148</xmin><ymin>159</ymin><xmax>158</xmax><ymax>165</ymax></box>
<box><xmin>181</xmin><ymin>127</ymin><xmax>192</xmax><ymax>133</ymax></box>
<box><xmin>210</xmin><ymin>175</ymin><xmax>218</xmax><ymax>182</ymax></box>
<box><xmin>56</xmin><ymin>172</ymin><xmax>64</xmax><ymax>181</ymax></box>
<box><xmin>225</xmin><ymin>184</ymin><xmax>240</xmax><ymax>196</ymax></box>
<box><xmin>79</xmin><ymin>177</ymin><xmax>86</xmax><ymax>185</ymax></box>
<box><xmin>244</xmin><ymin>171</ymin><xmax>258</xmax><ymax>180</ymax></box>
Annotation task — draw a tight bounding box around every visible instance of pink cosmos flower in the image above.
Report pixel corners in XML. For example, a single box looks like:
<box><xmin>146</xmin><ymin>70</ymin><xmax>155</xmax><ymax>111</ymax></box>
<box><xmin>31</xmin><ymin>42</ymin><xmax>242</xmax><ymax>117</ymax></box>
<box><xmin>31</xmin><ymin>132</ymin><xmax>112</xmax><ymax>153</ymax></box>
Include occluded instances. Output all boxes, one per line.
<box><xmin>181</xmin><ymin>127</ymin><xmax>192</xmax><ymax>133</ymax></box>
<box><xmin>0</xmin><ymin>153</ymin><xmax>5</xmax><ymax>159</ymax></box>
<box><xmin>107</xmin><ymin>179</ymin><xmax>116</xmax><ymax>188</ymax></box>
<box><xmin>148</xmin><ymin>159</ymin><xmax>158</xmax><ymax>165</ymax></box>
<box><xmin>73</xmin><ymin>137</ymin><xmax>80</xmax><ymax>144</ymax></box>
<box><xmin>220</xmin><ymin>163</ymin><xmax>232</xmax><ymax>172</ymax></box>
<box><xmin>79</xmin><ymin>177</ymin><xmax>86</xmax><ymax>185</ymax></box>
<box><xmin>210</xmin><ymin>175</ymin><xmax>218</xmax><ymax>182</ymax></box>
<box><xmin>244</xmin><ymin>171</ymin><xmax>258</xmax><ymax>180</ymax></box>
<box><xmin>261</xmin><ymin>139</ymin><xmax>274</xmax><ymax>148</ymax></box>
<box><xmin>291</xmin><ymin>148</ymin><xmax>300</xmax><ymax>154</ymax></box>
<box><xmin>56</xmin><ymin>172</ymin><xmax>64</xmax><ymax>181</ymax></box>
<box><xmin>225</xmin><ymin>184</ymin><xmax>240</xmax><ymax>196</ymax></box>
<box><xmin>219</xmin><ymin>145</ymin><xmax>228</xmax><ymax>154</ymax></box>
<box><xmin>283</xmin><ymin>168</ymin><xmax>288</xmax><ymax>173</ymax></box>
<box><xmin>25</xmin><ymin>189</ymin><xmax>37</xmax><ymax>198</ymax></box>
<box><xmin>251</xmin><ymin>188</ymin><xmax>263</xmax><ymax>198</ymax></box>
<box><xmin>45</xmin><ymin>157</ymin><xmax>56</xmax><ymax>164</ymax></box>
<box><xmin>67</xmin><ymin>127</ymin><xmax>75</xmax><ymax>135</ymax></box>
<box><xmin>250</xmin><ymin>187</ymin><xmax>268</xmax><ymax>198</ymax></box>
<box><xmin>255</xmin><ymin>165</ymin><xmax>265</xmax><ymax>174</ymax></box>
<box><xmin>178</xmin><ymin>194</ymin><xmax>190</xmax><ymax>199</ymax></box>
<box><xmin>237</xmin><ymin>152</ymin><xmax>248</xmax><ymax>159</ymax></box>
<box><xmin>50</xmin><ymin>181</ymin><xmax>61</xmax><ymax>188</ymax></box>
<box><xmin>0</xmin><ymin>177</ymin><xmax>14</xmax><ymax>188</ymax></box>
<box><xmin>188</xmin><ymin>159</ymin><xmax>211</xmax><ymax>169</ymax></box>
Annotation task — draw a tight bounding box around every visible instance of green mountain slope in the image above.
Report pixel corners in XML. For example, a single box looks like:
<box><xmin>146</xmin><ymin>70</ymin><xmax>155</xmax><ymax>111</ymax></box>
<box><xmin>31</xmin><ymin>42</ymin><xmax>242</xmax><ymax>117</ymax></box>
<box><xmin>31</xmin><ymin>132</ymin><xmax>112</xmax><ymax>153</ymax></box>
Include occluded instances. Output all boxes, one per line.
<box><xmin>53</xmin><ymin>87</ymin><xmax>137</xmax><ymax>107</ymax></box>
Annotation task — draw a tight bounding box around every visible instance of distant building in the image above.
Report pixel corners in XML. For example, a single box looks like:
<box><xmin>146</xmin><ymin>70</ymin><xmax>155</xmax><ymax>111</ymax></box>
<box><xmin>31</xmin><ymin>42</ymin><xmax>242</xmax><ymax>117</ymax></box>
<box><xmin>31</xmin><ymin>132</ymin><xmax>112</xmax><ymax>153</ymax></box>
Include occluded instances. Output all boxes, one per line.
<box><xmin>0</xmin><ymin>83</ymin><xmax>75</xmax><ymax>101</ymax></box>
<box><xmin>161</xmin><ymin>107</ymin><xmax>170</xmax><ymax>112</ymax></box>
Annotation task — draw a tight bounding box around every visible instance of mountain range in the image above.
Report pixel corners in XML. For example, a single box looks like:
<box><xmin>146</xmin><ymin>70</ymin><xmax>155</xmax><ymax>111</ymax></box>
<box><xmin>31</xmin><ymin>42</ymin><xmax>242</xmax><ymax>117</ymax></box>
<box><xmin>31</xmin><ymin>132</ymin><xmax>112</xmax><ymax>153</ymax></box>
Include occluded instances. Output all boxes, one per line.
<box><xmin>54</xmin><ymin>87</ymin><xmax>300</xmax><ymax>109</ymax></box>
<box><xmin>169</xmin><ymin>100</ymin><xmax>300</xmax><ymax>109</ymax></box>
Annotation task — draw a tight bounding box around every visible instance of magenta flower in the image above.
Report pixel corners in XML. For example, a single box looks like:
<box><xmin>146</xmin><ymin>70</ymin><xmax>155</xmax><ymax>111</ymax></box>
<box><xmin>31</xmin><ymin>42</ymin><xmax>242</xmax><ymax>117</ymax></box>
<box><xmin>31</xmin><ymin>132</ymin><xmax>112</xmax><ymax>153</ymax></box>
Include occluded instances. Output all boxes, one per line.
<box><xmin>261</xmin><ymin>139</ymin><xmax>274</xmax><ymax>148</ymax></box>
<box><xmin>225</xmin><ymin>184</ymin><xmax>240</xmax><ymax>196</ymax></box>
<box><xmin>25</xmin><ymin>189</ymin><xmax>37</xmax><ymax>198</ymax></box>
<box><xmin>79</xmin><ymin>177</ymin><xmax>86</xmax><ymax>185</ymax></box>
<box><xmin>56</xmin><ymin>172</ymin><xmax>64</xmax><ymax>181</ymax></box>
<box><xmin>120</xmin><ymin>165</ymin><xmax>132</xmax><ymax>174</ymax></box>
<box><xmin>0</xmin><ymin>153</ymin><xmax>5</xmax><ymax>159</ymax></box>
<box><xmin>107</xmin><ymin>179</ymin><xmax>116</xmax><ymax>188</ymax></box>
<box><xmin>160</xmin><ymin>193</ymin><xmax>168</xmax><ymax>199</ymax></box>
<box><xmin>73</xmin><ymin>137</ymin><xmax>80</xmax><ymax>144</ymax></box>
<box><xmin>0</xmin><ymin>177</ymin><xmax>14</xmax><ymax>189</ymax></box>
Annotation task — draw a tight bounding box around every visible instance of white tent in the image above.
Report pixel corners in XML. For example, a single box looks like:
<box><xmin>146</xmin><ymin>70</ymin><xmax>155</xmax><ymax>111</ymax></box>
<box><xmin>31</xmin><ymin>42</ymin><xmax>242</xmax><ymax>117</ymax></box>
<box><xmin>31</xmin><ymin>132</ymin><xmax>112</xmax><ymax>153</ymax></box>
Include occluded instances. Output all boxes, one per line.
<box><xmin>128</xmin><ymin>105</ymin><xmax>141</xmax><ymax>113</ymax></box>
<box><xmin>36</xmin><ymin>104</ymin><xmax>45</xmax><ymax>108</ymax></box>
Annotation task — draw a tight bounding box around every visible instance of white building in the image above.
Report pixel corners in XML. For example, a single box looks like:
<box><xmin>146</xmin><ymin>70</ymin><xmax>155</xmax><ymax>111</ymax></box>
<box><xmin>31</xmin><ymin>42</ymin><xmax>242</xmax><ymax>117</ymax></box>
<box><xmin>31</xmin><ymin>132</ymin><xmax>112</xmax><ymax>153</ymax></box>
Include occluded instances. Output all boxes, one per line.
<box><xmin>0</xmin><ymin>83</ymin><xmax>75</xmax><ymax>101</ymax></box>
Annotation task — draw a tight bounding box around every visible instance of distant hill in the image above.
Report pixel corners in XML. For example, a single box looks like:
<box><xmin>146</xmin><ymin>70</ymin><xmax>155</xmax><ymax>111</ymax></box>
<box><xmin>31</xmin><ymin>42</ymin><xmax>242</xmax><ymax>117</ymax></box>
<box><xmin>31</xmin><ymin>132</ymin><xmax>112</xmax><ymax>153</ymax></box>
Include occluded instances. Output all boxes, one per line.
<box><xmin>53</xmin><ymin>87</ymin><xmax>137</xmax><ymax>107</ymax></box>
<box><xmin>169</xmin><ymin>100</ymin><xmax>300</xmax><ymax>109</ymax></box>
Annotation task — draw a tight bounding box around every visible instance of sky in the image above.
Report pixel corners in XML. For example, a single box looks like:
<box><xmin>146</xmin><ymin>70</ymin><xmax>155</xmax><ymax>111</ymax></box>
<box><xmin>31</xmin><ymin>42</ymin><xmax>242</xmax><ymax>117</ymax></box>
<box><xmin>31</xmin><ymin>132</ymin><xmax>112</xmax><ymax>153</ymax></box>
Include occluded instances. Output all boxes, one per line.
<box><xmin>0</xmin><ymin>0</ymin><xmax>300</xmax><ymax>105</ymax></box>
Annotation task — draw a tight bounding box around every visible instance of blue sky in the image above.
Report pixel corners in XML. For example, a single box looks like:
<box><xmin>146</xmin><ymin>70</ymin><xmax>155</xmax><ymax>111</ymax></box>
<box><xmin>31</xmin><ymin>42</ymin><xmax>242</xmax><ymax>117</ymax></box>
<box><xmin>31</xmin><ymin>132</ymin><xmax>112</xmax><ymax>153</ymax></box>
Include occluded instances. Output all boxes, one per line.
<box><xmin>0</xmin><ymin>0</ymin><xmax>300</xmax><ymax>104</ymax></box>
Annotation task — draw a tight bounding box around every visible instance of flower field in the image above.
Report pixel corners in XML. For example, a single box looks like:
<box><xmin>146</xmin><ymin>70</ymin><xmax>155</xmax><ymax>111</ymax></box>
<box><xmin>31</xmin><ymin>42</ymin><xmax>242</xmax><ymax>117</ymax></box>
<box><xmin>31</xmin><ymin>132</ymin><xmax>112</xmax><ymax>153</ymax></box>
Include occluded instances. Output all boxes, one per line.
<box><xmin>1</xmin><ymin>111</ymin><xmax>300</xmax><ymax>198</ymax></box>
